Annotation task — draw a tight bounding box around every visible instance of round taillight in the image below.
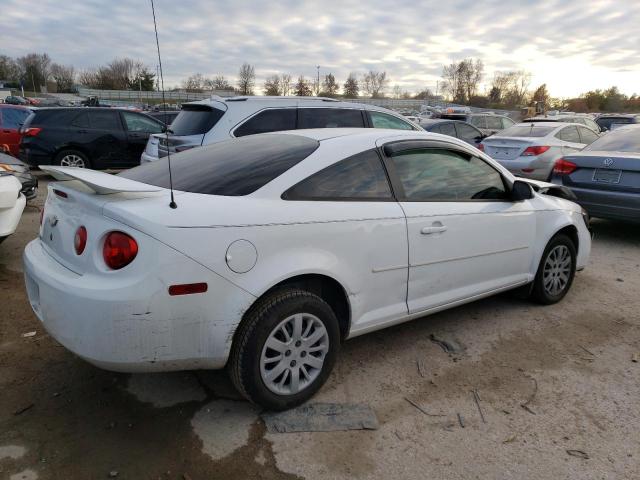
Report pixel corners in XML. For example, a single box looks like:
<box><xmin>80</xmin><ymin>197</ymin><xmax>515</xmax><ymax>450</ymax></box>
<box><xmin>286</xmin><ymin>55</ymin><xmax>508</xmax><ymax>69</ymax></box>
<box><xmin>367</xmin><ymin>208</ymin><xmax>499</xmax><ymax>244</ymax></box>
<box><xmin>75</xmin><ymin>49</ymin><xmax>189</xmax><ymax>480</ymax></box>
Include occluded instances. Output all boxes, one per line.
<box><xmin>103</xmin><ymin>231</ymin><xmax>138</xmax><ymax>270</ymax></box>
<box><xmin>74</xmin><ymin>226</ymin><xmax>87</xmax><ymax>255</ymax></box>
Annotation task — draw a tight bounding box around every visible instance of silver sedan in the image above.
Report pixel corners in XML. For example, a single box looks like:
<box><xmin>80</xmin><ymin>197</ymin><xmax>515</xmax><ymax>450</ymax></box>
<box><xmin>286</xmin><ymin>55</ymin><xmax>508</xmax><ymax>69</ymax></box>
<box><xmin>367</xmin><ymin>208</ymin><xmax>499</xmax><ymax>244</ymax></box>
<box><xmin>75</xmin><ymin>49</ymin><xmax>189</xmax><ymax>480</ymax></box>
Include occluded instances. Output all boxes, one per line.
<box><xmin>481</xmin><ymin>122</ymin><xmax>600</xmax><ymax>181</ymax></box>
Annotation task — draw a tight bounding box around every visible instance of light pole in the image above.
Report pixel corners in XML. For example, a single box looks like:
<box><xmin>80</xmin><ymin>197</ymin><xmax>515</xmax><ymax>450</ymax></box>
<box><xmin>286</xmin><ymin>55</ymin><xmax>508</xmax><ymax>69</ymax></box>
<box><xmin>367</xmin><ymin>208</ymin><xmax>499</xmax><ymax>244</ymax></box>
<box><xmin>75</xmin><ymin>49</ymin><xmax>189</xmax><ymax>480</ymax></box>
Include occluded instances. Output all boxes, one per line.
<box><xmin>316</xmin><ymin>65</ymin><xmax>320</xmax><ymax>96</ymax></box>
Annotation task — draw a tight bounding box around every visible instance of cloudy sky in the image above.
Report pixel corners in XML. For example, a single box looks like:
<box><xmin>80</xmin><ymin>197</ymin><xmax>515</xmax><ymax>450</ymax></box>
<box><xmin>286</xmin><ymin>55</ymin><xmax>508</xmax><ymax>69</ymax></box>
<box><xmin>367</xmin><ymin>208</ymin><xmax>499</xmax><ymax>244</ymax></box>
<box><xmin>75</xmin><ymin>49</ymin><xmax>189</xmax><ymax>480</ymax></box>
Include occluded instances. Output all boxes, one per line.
<box><xmin>1</xmin><ymin>0</ymin><xmax>638</xmax><ymax>98</ymax></box>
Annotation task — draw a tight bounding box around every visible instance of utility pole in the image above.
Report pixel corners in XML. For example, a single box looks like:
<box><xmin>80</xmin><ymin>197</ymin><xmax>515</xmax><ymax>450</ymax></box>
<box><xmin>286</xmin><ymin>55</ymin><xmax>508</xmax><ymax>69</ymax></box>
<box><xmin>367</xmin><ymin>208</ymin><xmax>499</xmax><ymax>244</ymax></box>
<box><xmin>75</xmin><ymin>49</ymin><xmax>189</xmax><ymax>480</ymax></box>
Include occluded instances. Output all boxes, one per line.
<box><xmin>316</xmin><ymin>65</ymin><xmax>320</xmax><ymax>96</ymax></box>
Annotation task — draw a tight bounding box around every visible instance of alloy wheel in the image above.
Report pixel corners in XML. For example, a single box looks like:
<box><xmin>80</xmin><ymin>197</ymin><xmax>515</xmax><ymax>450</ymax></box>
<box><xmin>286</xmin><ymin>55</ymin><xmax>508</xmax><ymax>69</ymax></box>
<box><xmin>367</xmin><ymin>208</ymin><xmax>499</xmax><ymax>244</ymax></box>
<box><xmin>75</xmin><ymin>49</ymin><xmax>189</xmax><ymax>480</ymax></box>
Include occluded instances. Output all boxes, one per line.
<box><xmin>60</xmin><ymin>154</ymin><xmax>86</xmax><ymax>168</ymax></box>
<box><xmin>543</xmin><ymin>245</ymin><xmax>572</xmax><ymax>296</ymax></box>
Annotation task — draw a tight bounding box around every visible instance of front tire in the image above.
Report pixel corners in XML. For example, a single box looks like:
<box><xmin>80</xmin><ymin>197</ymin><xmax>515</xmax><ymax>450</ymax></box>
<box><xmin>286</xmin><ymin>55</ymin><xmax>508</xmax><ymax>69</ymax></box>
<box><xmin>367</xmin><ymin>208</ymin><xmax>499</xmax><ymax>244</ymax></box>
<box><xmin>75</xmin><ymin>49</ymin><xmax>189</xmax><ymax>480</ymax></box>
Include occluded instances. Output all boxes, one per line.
<box><xmin>530</xmin><ymin>233</ymin><xmax>577</xmax><ymax>304</ymax></box>
<box><xmin>228</xmin><ymin>289</ymin><xmax>340</xmax><ymax>411</ymax></box>
<box><xmin>54</xmin><ymin>150</ymin><xmax>90</xmax><ymax>168</ymax></box>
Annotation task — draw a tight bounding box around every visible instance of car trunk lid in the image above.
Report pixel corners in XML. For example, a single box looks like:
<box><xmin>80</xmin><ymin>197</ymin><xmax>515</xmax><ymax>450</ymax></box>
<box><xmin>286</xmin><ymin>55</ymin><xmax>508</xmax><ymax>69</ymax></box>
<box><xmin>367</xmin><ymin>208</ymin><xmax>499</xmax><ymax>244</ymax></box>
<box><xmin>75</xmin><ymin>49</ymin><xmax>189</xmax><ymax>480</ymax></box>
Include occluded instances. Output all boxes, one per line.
<box><xmin>560</xmin><ymin>151</ymin><xmax>640</xmax><ymax>193</ymax></box>
<box><xmin>482</xmin><ymin>137</ymin><xmax>533</xmax><ymax>160</ymax></box>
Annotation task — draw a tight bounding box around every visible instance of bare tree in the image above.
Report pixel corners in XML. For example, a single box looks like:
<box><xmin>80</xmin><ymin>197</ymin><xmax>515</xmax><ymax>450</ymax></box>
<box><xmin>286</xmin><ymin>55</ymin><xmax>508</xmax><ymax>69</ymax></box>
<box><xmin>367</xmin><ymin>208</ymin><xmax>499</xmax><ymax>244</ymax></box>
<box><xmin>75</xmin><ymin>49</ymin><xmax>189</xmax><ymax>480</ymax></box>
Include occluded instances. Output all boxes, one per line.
<box><xmin>182</xmin><ymin>73</ymin><xmax>205</xmax><ymax>92</ymax></box>
<box><xmin>343</xmin><ymin>73</ymin><xmax>359</xmax><ymax>98</ymax></box>
<box><xmin>280</xmin><ymin>74</ymin><xmax>292</xmax><ymax>96</ymax></box>
<box><xmin>237</xmin><ymin>62</ymin><xmax>255</xmax><ymax>95</ymax></box>
<box><xmin>0</xmin><ymin>55</ymin><xmax>20</xmax><ymax>83</ymax></box>
<box><xmin>263</xmin><ymin>75</ymin><xmax>282</xmax><ymax>96</ymax></box>
<box><xmin>294</xmin><ymin>76</ymin><xmax>312</xmax><ymax>96</ymax></box>
<box><xmin>392</xmin><ymin>84</ymin><xmax>402</xmax><ymax>99</ymax></box>
<box><xmin>50</xmin><ymin>63</ymin><xmax>75</xmax><ymax>92</ymax></box>
<box><xmin>211</xmin><ymin>75</ymin><xmax>232</xmax><ymax>90</ymax></box>
<box><xmin>362</xmin><ymin>71</ymin><xmax>388</xmax><ymax>98</ymax></box>
<box><xmin>321</xmin><ymin>73</ymin><xmax>339</xmax><ymax>97</ymax></box>
<box><xmin>16</xmin><ymin>53</ymin><xmax>52</xmax><ymax>91</ymax></box>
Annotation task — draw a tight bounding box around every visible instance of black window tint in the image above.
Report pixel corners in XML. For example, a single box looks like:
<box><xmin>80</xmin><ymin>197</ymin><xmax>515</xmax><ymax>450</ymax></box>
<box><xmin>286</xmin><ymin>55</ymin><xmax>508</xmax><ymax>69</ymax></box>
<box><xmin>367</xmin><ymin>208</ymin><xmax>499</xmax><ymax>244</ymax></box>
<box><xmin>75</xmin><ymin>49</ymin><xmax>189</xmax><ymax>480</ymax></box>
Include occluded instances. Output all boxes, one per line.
<box><xmin>170</xmin><ymin>106</ymin><xmax>225</xmax><ymax>136</ymax></box>
<box><xmin>578</xmin><ymin>127</ymin><xmax>599</xmax><ymax>145</ymax></box>
<box><xmin>297</xmin><ymin>108</ymin><xmax>364</xmax><ymax>128</ymax></box>
<box><xmin>122</xmin><ymin>112</ymin><xmax>163</xmax><ymax>133</ymax></box>
<box><xmin>438</xmin><ymin>122</ymin><xmax>456</xmax><ymax>137</ymax></box>
<box><xmin>71</xmin><ymin>112</ymin><xmax>89</xmax><ymax>128</ymax></box>
<box><xmin>556</xmin><ymin>126</ymin><xmax>581</xmax><ymax>143</ymax></box>
<box><xmin>429</xmin><ymin>125</ymin><xmax>442</xmax><ymax>134</ymax></box>
<box><xmin>486</xmin><ymin>116</ymin><xmax>503</xmax><ymax>129</ymax></box>
<box><xmin>284</xmin><ymin>150</ymin><xmax>391</xmax><ymax>201</ymax></box>
<box><xmin>1</xmin><ymin>108</ymin><xmax>29</xmax><ymax>129</ymax></box>
<box><xmin>89</xmin><ymin>111</ymin><xmax>121</xmax><ymax>130</ymax></box>
<box><xmin>235</xmin><ymin>109</ymin><xmax>296</xmax><ymax>137</ymax></box>
<box><xmin>369</xmin><ymin>111</ymin><xmax>415</xmax><ymax>130</ymax></box>
<box><xmin>390</xmin><ymin>148</ymin><xmax>507</xmax><ymax>201</ymax></box>
<box><xmin>455</xmin><ymin>123</ymin><xmax>481</xmax><ymax>143</ymax></box>
<box><xmin>120</xmin><ymin>134</ymin><xmax>318</xmax><ymax>196</ymax></box>
<box><xmin>584</xmin><ymin>127</ymin><xmax>640</xmax><ymax>153</ymax></box>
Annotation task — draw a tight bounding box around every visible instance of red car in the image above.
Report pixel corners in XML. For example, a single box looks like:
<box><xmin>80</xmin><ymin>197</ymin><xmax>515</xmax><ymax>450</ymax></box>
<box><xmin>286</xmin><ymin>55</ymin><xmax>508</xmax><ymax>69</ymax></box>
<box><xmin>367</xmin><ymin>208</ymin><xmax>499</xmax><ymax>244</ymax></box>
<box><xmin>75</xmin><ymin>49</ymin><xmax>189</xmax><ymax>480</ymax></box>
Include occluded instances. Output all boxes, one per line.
<box><xmin>0</xmin><ymin>104</ymin><xmax>31</xmax><ymax>156</ymax></box>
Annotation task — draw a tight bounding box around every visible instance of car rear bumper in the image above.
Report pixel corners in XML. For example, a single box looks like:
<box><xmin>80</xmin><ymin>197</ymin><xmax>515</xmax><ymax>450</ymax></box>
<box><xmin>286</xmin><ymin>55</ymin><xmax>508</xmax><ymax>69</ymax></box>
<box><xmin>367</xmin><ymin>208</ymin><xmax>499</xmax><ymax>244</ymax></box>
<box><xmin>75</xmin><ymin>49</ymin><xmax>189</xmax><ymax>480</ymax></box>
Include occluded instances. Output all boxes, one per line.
<box><xmin>19</xmin><ymin>147</ymin><xmax>51</xmax><ymax>167</ymax></box>
<box><xmin>140</xmin><ymin>151</ymin><xmax>158</xmax><ymax>164</ymax></box>
<box><xmin>23</xmin><ymin>238</ymin><xmax>255</xmax><ymax>372</ymax></box>
<box><xmin>498</xmin><ymin>157</ymin><xmax>555</xmax><ymax>181</ymax></box>
<box><xmin>565</xmin><ymin>185</ymin><xmax>640</xmax><ymax>222</ymax></box>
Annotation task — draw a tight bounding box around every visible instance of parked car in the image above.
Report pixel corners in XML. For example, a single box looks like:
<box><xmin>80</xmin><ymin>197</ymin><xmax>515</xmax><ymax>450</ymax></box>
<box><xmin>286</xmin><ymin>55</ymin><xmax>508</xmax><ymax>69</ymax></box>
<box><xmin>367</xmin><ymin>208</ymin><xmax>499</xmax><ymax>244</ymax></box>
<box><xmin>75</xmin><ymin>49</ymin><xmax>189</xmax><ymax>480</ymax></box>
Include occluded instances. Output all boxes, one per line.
<box><xmin>0</xmin><ymin>172</ymin><xmax>26</xmax><ymax>243</ymax></box>
<box><xmin>419</xmin><ymin>119</ymin><xmax>486</xmax><ymax>148</ymax></box>
<box><xmin>595</xmin><ymin>114</ymin><xmax>640</xmax><ymax>132</ymax></box>
<box><xmin>0</xmin><ymin>104</ymin><xmax>32</xmax><ymax>156</ymax></box>
<box><xmin>140</xmin><ymin>96</ymin><xmax>422</xmax><ymax>163</ymax></box>
<box><xmin>439</xmin><ymin>112</ymin><xmax>515</xmax><ymax>136</ymax></box>
<box><xmin>481</xmin><ymin>122</ymin><xmax>600</xmax><ymax>180</ymax></box>
<box><xmin>19</xmin><ymin>107</ymin><xmax>165</xmax><ymax>169</ymax></box>
<box><xmin>25</xmin><ymin>128</ymin><xmax>591</xmax><ymax>410</ymax></box>
<box><xmin>0</xmin><ymin>152</ymin><xmax>38</xmax><ymax>200</ymax></box>
<box><xmin>551</xmin><ymin>124</ymin><xmax>640</xmax><ymax>222</ymax></box>
<box><xmin>4</xmin><ymin>95</ymin><xmax>28</xmax><ymax>106</ymax></box>
<box><xmin>525</xmin><ymin>114</ymin><xmax>602</xmax><ymax>133</ymax></box>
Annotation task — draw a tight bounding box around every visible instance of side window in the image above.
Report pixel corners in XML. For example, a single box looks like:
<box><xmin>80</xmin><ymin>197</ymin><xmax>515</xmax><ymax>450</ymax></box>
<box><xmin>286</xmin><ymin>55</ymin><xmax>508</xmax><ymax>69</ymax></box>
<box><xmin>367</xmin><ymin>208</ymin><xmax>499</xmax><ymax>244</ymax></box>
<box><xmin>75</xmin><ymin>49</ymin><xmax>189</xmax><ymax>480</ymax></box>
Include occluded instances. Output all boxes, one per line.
<box><xmin>1</xmin><ymin>108</ymin><xmax>29</xmax><ymax>129</ymax></box>
<box><xmin>71</xmin><ymin>112</ymin><xmax>90</xmax><ymax>128</ymax></box>
<box><xmin>298</xmin><ymin>108</ymin><xmax>364</xmax><ymax>128</ymax></box>
<box><xmin>455</xmin><ymin>123</ymin><xmax>481</xmax><ymax>143</ymax></box>
<box><xmin>486</xmin><ymin>116</ymin><xmax>503</xmax><ymax>130</ymax></box>
<box><xmin>89</xmin><ymin>111</ymin><xmax>121</xmax><ymax>130</ymax></box>
<box><xmin>556</xmin><ymin>126</ymin><xmax>581</xmax><ymax>143</ymax></box>
<box><xmin>369</xmin><ymin>111</ymin><xmax>415</xmax><ymax>130</ymax></box>
<box><xmin>438</xmin><ymin>122</ymin><xmax>456</xmax><ymax>137</ymax></box>
<box><xmin>501</xmin><ymin>117</ymin><xmax>515</xmax><ymax>129</ymax></box>
<box><xmin>234</xmin><ymin>108</ymin><xmax>296</xmax><ymax>137</ymax></box>
<box><xmin>389</xmin><ymin>148</ymin><xmax>507</xmax><ymax>201</ymax></box>
<box><xmin>578</xmin><ymin>126</ymin><xmax>599</xmax><ymax>145</ymax></box>
<box><xmin>469</xmin><ymin>116</ymin><xmax>486</xmax><ymax>128</ymax></box>
<box><xmin>428</xmin><ymin>125</ymin><xmax>442</xmax><ymax>134</ymax></box>
<box><xmin>283</xmin><ymin>149</ymin><xmax>392</xmax><ymax>201</ymax></box>
<box><xmin>122</xmin><ymin>112</ymin><xmax>163</xmax><ymax>133</ymax></box>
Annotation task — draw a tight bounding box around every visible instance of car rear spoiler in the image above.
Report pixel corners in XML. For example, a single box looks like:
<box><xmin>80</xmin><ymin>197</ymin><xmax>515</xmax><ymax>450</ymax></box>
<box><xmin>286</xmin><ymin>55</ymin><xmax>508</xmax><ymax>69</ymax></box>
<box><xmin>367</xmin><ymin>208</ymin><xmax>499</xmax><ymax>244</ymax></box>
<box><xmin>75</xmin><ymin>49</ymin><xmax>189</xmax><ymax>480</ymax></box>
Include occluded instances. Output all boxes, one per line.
<box><xmin>40</xmin><ymin>166</ymin><xmax>163</xmax><ymax>195</ymax></box>
<box><xmin>518</xmin><ymin>178</ymin><xmax>577</xmax><ymax>201</ymax></box>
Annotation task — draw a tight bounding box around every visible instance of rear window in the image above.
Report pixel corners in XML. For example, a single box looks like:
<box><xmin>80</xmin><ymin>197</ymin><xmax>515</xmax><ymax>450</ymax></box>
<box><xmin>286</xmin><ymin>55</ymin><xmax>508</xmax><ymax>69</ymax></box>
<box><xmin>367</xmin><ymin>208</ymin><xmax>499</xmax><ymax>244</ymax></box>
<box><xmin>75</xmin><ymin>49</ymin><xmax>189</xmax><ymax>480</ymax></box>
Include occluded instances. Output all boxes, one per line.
<box><xmin>0</xmin><ymin>108</ymin><xmax>30</xmax><ymax>129</ymax></box>
<box><xmin>120</xmin><ymin>134</ymin><xmax>319</xmax><ymax>196</ymax></box>
<box><xmin>170</xmin><ymin>105</ymin><xmax>225</xmax><ymax>136</ymax></box>
<box><xmin>498</xmin><ymin>125</ymin><xmax>556</xmax><ymax>138</ymax></box>
<box><xmin>584</xmin><ymin>127</ymin><xmax>640</xmax><ymax>153</ymax></box>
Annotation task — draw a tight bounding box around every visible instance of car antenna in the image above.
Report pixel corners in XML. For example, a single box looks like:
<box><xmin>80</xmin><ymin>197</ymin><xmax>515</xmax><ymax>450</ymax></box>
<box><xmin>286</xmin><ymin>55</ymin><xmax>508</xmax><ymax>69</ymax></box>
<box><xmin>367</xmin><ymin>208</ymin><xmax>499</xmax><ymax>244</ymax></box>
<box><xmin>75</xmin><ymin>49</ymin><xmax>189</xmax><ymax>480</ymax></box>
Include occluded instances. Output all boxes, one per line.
<box><xmin>150</xmin><ymin>0</ymin><xmax>177</xmax><ymax>209</ymax></box>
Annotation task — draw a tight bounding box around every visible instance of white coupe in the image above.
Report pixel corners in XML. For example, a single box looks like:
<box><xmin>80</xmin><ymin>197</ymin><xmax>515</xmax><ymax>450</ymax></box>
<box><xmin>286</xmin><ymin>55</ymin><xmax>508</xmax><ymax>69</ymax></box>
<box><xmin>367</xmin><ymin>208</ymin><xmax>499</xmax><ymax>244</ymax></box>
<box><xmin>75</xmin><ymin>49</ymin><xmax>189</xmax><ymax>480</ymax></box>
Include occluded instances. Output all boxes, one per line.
<box><xmin>24</xmin><ymin>129</ymin><xmax>591</xmax><ymax>410</ymax></box>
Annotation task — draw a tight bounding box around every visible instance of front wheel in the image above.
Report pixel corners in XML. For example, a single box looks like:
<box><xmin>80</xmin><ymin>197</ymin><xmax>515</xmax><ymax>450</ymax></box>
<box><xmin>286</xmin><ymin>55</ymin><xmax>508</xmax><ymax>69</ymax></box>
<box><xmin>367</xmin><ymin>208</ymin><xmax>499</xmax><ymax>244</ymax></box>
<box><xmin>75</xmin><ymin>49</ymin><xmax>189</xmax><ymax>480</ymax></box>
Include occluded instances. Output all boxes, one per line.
<box><xmin>530</xmin><ymin>233</ymin><xmax>577</xmax><ymax>304</ymax></box>
<box><xmin>228</xmin><ymin>289</ymin><xmax>340</xmax><ymax>411</ymax></box>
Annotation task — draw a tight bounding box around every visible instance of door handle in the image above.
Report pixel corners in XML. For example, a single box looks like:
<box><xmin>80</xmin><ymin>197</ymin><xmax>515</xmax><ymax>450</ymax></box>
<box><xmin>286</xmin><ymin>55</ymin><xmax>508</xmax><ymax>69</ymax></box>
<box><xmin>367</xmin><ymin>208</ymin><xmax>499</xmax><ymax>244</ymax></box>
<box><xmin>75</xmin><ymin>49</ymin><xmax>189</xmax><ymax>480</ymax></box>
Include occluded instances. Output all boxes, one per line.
<box><xmin>421</xmin><ymin>223</ymin><xmax>447</xmax><ymax>235</ymax></box>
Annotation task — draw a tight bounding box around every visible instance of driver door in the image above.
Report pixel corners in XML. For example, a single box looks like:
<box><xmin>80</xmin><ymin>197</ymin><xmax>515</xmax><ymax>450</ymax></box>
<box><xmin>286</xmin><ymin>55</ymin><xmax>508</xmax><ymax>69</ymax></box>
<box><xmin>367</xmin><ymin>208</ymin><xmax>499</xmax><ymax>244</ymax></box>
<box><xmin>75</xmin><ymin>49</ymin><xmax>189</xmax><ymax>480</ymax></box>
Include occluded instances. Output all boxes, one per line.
<box><xmin>381</xmin><ymin>140</ymin><xmax>536</xmax><ymax>313</ymax></box>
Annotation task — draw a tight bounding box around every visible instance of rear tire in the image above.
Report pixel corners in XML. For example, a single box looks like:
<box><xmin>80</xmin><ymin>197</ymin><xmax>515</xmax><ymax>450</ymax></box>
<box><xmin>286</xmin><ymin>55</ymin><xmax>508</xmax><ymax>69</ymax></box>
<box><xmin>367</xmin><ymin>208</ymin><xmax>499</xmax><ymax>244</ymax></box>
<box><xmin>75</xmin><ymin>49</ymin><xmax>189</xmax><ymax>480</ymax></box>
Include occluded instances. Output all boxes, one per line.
<box><xmin>228</xmin><ymin>288</ymin><xmax>340</xmax><ymax>411</ymax></box>
<box><xmin>530</xmin><ymin>233</ymin><xmax>577</xmax><ymax>304</ymax></box>
<box><xmin>54</xmin><ymin>150</ymin><xmax>90</xmax><ymax>169</ymax></box>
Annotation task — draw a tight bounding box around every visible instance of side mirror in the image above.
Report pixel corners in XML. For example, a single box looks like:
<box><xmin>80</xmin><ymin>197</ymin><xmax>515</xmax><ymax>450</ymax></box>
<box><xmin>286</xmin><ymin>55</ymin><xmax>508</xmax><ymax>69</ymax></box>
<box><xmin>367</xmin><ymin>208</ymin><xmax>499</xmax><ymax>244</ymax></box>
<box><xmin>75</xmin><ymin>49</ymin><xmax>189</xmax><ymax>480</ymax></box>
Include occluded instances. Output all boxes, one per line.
<box><xmin>511</xmin><ymin>180</ymin><xmax>534</xmax><ymax>201</ymax></box>
<box><xmin>474</xmin><ymin>135</ymin><xmax>486</xmax><ymax>143</ymax></box>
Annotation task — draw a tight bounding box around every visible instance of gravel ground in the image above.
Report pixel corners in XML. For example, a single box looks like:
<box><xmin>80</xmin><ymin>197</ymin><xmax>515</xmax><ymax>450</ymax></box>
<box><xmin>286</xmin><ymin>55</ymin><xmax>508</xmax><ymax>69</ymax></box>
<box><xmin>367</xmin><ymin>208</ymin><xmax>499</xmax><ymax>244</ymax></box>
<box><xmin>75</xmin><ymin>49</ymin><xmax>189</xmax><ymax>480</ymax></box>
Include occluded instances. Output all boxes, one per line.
<box><xmin>1</xmin><ymin>174</ymin><xmax>639</xmax><ymax>480</ymax></box>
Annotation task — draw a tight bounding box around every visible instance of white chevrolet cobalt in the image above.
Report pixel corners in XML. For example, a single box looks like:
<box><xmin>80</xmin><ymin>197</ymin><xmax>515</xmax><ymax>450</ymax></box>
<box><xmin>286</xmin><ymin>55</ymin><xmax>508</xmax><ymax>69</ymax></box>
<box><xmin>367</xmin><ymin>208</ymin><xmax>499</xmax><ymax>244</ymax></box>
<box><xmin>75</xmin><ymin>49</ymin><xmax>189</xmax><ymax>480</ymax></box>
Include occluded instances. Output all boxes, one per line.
<box><xmin>24</xmin><ymin>129</ymin><xmax>591</xmax><ymax>410</ymax></box>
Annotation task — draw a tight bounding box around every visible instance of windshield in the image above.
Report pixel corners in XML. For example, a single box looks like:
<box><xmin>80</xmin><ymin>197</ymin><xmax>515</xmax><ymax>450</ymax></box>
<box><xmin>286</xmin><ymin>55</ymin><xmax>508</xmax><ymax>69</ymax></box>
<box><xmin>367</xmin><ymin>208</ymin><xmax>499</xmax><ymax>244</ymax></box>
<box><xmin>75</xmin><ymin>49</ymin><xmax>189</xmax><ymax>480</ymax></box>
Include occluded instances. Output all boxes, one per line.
<box><xmin>120</xmin><ymin>134</ymin><xmax>319</xmax><ymax>196</ymax></box>
<box><xmin>496</xmin><ymin>125</ymin><xmax>556</xmax><ymax>138</ymax></box>
<box><xmin>168</xmin><ymin>104</ymin><xmax>225</xmax><ymax>136</ymax></box>
<box><xmin>584</xmin><ymin>127</ymin><xmax>640</xmax><ymax>153</ymax></box>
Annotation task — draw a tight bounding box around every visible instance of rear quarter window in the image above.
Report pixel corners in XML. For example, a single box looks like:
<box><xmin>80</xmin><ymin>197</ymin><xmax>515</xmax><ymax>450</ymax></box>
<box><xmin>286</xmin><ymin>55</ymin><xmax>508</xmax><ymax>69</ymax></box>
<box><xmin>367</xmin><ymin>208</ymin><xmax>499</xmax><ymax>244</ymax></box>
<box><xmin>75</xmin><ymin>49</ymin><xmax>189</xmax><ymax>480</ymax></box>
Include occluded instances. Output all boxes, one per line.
<box><xmin>234</xmin><ymin>109</ymin><xmax>297</xmax><ymax>137</ymax></box>
<box><xmin>120</xmin><ymin>134</ymin><xmax>319</xmax><ymax>196</ymax></box>
<box><xmin>298</xmin><ymin>108</ymin><xmax>364</xmax><ymax>128</ymax></box>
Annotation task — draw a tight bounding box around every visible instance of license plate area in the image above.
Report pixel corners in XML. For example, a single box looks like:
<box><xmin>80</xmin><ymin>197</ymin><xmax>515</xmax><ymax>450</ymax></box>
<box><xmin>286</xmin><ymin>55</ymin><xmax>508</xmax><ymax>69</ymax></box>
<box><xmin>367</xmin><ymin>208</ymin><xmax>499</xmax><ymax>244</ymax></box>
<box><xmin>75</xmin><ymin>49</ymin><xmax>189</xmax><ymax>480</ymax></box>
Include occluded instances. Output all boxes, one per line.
<box><xmin>592</xmin><ymin>169</ymin><xmax>621</xmax><ymax>184</ymax></box>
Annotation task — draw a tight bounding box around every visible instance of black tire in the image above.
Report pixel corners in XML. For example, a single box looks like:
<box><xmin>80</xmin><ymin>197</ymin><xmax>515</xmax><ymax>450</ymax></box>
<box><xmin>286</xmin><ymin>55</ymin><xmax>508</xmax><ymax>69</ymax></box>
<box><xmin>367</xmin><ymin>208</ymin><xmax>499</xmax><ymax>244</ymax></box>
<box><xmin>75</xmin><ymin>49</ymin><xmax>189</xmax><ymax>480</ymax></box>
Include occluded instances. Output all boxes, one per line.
<box><xmin>54</xmin><ymin>149</ymin><xmax>91</xmax><ymax>169</ymax></box>
<box><xmin>530</xmin><ymin>233</ymin><xmax>577</xmax><ymax>304</ymax></box>
<box><xmin>0</xmin><ymin>236</ymin><xmax>6</xmax><ymax>244</ymax></box>
<box><xmin>228</xmin><ymin>288</ymin><xmax>340</xmax><ymax>411</ymax></box>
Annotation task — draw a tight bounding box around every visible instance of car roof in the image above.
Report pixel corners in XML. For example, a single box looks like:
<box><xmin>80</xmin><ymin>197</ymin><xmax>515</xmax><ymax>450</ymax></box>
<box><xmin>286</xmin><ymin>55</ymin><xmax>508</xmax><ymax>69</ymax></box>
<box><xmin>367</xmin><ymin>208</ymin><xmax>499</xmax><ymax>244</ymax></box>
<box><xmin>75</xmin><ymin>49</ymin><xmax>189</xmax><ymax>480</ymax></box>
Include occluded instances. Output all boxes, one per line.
<box><xmin>510</xmin><ymin>122</ymin><xmax>580</xmax><ymax>130</ymax></box>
